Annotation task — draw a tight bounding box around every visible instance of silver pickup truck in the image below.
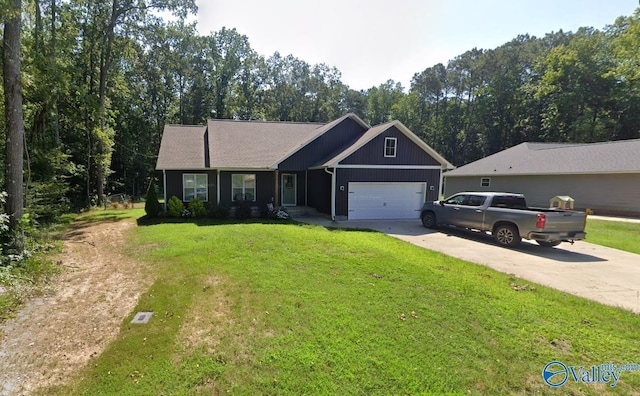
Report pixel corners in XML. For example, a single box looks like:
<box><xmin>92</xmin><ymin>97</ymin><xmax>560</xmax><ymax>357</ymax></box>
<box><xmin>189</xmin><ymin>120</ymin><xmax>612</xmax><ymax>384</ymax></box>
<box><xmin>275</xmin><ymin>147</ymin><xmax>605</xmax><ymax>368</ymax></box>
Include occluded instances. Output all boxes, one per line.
<box><xmin>420</xmin><ymin>192</ymin><xmax>587</xmax><ymax>247</ymax></box>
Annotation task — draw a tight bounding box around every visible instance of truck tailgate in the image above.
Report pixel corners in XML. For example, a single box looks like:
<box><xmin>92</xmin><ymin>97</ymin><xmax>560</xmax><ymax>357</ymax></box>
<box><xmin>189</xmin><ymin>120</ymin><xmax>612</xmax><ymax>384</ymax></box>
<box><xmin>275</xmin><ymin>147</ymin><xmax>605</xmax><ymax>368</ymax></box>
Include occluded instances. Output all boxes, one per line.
<box><xmin>543</xmin><ymin>211</ymin><xmax>586</xmax><ymax>231</ymax></box>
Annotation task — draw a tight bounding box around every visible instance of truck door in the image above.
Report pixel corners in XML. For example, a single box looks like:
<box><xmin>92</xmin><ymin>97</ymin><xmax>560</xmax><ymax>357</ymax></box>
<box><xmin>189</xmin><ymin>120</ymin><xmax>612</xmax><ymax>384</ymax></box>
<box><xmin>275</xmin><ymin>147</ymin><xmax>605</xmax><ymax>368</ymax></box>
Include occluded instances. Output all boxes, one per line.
<box><xmin>440</xmin><ymin>194</ymin><xmax>486</xmax><ymax>229</ymax></box>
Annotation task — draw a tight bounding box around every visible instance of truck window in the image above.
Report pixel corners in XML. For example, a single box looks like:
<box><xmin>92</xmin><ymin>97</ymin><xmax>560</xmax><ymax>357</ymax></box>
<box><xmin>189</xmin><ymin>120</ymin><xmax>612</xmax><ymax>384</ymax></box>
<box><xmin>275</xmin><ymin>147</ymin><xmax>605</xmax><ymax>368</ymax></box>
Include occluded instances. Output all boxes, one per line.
<box><xmin>467</xmin><ymin>195</ymin><xmax>487</xmax><ymax>207</ymax></box>
<box><xmin>444</xmin><ymin>195</ymin><xmax>466</xmax><ymax>205</ymax></box>
<box><xmin>490</xmin><ymin>195</ymin><xmax>527</xmax><ymax>209</ymax></box>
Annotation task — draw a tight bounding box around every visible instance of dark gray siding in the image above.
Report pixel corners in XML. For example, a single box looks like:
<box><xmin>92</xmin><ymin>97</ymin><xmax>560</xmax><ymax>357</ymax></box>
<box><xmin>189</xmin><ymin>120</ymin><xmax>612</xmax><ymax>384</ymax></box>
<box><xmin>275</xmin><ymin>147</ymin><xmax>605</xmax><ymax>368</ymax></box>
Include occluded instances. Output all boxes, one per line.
<box><xmin>335</xmin><ymin>168</ymin><xmax>441</xmax><ymax>216</ymax></box>
<box><xmin>444</xmin><ymin>173</ymin><xmax>640</xmax><ymax>215</ymax></box>
<box><xmin>164</xmin><ymin>170</ymin><xmax>217</xmax><ymax>203</ymax></box>
<box><xmin>341</xmin><ymin>126</ymin><xmax>441</xmax><ymax>166</ymax></box>
<box><xmin>279</xmin><ymin>117</ymin><xmax>366</xmax><ymax>170</ymax></box>
<box><xmin>307</xmin><ymin>169</ymin><xmax>331</xmax><ymax>215</ymax></box>
<box><xmin>219</xmin><ymin>171</ymin><xmax>275</xmax><ymax>206</ymax></box>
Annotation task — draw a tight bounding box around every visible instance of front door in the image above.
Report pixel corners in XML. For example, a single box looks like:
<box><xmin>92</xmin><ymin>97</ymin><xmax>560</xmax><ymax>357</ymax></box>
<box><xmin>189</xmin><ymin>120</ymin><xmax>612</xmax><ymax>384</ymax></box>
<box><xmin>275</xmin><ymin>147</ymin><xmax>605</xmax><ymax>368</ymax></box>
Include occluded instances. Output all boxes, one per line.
<box><xmin>282</xmin><ymin>174</ymin><xmax>297</xmax><ymax>206</ymax></box>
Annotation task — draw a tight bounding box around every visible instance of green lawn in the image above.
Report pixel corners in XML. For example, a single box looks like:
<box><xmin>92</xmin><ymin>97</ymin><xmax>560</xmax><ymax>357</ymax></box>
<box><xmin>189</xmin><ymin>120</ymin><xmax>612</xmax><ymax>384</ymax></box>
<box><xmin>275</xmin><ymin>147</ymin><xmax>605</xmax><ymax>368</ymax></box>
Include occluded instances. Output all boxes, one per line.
<box><xmin>43</xmin><ymin>214</ymin><xmax>640</xmax><ymax>395</ymax></box>
<box><xmin>585</xmin><ymin>219</ymin><xmax>640</xmax><ymax>255</ymax></box>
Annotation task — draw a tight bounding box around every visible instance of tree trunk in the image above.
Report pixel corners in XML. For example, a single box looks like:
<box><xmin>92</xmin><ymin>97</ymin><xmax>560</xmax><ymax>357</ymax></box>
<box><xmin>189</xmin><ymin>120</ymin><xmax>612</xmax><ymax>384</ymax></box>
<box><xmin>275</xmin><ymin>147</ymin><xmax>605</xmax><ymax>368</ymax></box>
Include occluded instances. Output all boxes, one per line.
<box><xmin>3</xmin><ymin>0</ymin><xmax>25</xmax><ymax>250</ymax></box>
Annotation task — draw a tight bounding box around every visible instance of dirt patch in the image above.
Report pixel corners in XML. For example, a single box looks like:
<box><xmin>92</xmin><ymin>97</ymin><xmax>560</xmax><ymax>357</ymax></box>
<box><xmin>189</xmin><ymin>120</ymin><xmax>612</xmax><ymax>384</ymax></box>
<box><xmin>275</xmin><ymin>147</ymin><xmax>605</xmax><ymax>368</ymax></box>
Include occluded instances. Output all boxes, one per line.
<box><xmin>0</xmin><ymin>218</ymin><xmax>152</xmax><ymax>395</ymax></box>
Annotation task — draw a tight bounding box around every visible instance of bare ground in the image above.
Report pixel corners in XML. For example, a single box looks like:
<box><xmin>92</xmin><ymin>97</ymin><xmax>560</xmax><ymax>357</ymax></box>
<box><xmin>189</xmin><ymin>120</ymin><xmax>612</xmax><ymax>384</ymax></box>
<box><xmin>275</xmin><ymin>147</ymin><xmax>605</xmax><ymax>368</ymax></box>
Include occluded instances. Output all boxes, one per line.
<box><xmin>0</xmin><ymin>218</ymin><xmax>152</xmax><ymax>395</ymax></box>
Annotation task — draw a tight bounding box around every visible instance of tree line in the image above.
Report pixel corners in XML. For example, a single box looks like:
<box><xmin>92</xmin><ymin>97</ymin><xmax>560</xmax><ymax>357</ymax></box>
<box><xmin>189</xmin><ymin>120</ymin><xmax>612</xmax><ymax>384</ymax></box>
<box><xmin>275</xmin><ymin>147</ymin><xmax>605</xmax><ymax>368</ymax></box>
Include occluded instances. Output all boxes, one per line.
<box><xmin>2</xmin><ymin>2</ymin><xmax>640</xmax><ymax>230</ymax></box>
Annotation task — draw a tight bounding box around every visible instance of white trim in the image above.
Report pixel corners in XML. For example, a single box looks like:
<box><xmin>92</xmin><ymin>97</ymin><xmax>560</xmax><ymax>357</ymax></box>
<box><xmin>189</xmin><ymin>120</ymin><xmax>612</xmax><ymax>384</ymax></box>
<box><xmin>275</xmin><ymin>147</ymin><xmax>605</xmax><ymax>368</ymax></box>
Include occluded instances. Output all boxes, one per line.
<box><xmin>384</xmin><ymin>137</ymin><xmax>397</xmax><ymax>158</ymax></box>
<box><xmin>268</xmin><ymin>113</ymin><xmax>371</xmax><ymax>168</ymax></box>
<box><xmin>183</xmin><ymin>173</ymin><xmax>209</xmax><ymax>202</ymax></box>
<box><xmin>438</xmin><ymin>169</ymin><xmax>444</xmax><ymax>199</ymax></box>
<box><xmin>281</xmin><ymin>173</ymin><xmax>297</xmax><ymax>206</ymax></box>
<box><xmin>324</xmin><ymin>167</ymin><xmax>336</xmax><ymax>221</ymax></box>
<box><xmin>231</xmin><ymin>173</ymin><xmax>257</xmax><ymax>202</ymax></box>
<box><xmin>322</xmin><ymin>120</ymin><xmax>454</xmax><ymax>169</ymax></box>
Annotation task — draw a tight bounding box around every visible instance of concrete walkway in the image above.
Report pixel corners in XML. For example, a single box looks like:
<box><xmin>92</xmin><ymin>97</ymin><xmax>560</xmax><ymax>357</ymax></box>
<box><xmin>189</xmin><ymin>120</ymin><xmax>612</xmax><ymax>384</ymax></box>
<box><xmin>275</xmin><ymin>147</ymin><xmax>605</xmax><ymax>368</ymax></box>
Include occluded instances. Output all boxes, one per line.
<box><xmin>299</xmin><ymin>217</ymin><xmax>640</xmax><ymax>314</ymax></box>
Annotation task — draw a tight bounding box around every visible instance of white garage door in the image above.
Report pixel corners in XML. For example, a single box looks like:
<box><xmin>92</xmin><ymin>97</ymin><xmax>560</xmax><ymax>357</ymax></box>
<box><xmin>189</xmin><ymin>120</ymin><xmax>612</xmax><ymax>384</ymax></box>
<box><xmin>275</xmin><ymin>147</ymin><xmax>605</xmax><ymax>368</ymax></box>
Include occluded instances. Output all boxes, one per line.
<box><xmin>348</xmin><ymin>182</ymin><xmax>426</xmax><ymax>220</ymax></box>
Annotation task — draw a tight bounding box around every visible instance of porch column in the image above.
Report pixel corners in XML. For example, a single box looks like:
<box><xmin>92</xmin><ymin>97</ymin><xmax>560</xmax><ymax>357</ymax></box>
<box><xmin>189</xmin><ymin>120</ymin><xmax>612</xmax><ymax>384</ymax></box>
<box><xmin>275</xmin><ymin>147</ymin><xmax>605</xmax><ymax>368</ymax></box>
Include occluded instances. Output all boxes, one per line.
<box><xmin>274</xmin><ymin>169</ymin><xmax>279</xmax><ymax>205</ymax></box>
<box><xmin>216</xmin><ymin>170</ymin><xmax>221</xmax><ymax>204</ymax></box>
<box><xmin>162</xmin><ymin>169</ymin><xmax>167</xmax><ymax>211</ymax></box>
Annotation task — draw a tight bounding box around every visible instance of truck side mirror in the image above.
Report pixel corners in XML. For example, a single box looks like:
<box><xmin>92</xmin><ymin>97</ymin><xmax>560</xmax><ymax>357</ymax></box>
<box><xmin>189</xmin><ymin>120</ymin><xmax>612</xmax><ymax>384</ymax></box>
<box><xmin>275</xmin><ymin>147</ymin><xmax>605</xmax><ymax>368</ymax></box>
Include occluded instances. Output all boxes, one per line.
<box><xmin>439</xmin><ymin>200</ymin><xmax>445</xmax><ymax>206</ymax></box>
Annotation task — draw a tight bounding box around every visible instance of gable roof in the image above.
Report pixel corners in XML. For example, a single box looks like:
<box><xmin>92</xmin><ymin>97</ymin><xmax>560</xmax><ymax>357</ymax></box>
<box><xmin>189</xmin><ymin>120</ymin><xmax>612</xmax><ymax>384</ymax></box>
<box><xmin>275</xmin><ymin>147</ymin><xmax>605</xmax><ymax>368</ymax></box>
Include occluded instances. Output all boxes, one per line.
<box><xmin>156</xmin><ymin>125</ymin><xmax>208</xmax><ymax>169</ymax></box>
<box><xmin>320</xmin><ymin>120</ymin><xmax>455</xmax><ymax>169</ymax></box>
<box><xmin>207</xmin><ymin>119</ymin><xmax>322</xmax><ymax>169</ymax></box>
<box><xmin>156</xmin><ymin>114</ymin><xmax>453</xmax><ymax>171</ymax></box>
<box><xmin>269</xmin><ymin>113</ymin><xmax>370</xmax><ymax>168</ymax></box>
<box><xmin>445</xmin><ymin>139</ymin><xmax>640</xmax><ymax>177</ymax></box>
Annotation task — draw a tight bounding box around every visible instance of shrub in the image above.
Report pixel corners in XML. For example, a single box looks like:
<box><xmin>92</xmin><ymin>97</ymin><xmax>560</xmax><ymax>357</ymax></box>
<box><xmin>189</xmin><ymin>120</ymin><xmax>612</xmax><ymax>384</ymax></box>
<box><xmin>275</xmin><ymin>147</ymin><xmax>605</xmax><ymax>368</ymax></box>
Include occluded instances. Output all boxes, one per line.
<box><xmin>167</xmin><ymin>196</ymin><xmax>184</xmax><ymax>217</ymax></box>
<box><xmin>144</xmin><ymin>181</ymin><xmax>161</xmax><ymax>218</ymax></box>
<box><xmin>235</xmin><ymin>201</ymin><xmax>253</xmax><ymax>219</ymax></box>
<box><xmin>211</xmin><ymin>204</ymin><xmax>230</xmax><ymax>219</ymax></box>
<box><xmin>188</xmin><ymin>198</ymin><xmax>206</xmax><ymax>217</ymax></box>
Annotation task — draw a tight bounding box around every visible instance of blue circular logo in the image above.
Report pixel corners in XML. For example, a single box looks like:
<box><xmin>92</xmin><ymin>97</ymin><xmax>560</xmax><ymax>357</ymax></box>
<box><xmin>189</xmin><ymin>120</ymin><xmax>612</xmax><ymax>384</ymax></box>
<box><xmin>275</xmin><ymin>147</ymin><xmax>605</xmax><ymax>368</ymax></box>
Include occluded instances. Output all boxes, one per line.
<box><xmin>543</xmin><ymin>361</ymin><xmax>569</xmax><ymax>387</ymax></box>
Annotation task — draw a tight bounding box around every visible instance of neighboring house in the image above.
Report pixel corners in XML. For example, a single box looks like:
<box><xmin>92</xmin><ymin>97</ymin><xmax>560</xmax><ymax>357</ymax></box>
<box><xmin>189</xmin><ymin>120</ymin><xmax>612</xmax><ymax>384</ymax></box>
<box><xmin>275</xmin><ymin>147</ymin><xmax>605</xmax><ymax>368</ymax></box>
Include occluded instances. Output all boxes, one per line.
<box><xmin>443</xmin><ymin>140</ymin><xmax>640</xmax><ymax>216</ymax></box>
<box><xmin>156</xmin><ymin>113</ymin><xmax>454</xmax><ymax>220</ymax></box>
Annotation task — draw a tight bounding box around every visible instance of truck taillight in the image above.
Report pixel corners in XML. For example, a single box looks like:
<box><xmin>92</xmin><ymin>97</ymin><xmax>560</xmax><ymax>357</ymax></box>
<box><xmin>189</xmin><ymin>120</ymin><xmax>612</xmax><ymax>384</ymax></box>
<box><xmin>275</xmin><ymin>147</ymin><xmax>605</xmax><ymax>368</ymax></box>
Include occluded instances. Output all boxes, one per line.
<box><xmin>536</xmin><ymin>214</ymin><xmax>546</xmax><ymax>229</ymax></box>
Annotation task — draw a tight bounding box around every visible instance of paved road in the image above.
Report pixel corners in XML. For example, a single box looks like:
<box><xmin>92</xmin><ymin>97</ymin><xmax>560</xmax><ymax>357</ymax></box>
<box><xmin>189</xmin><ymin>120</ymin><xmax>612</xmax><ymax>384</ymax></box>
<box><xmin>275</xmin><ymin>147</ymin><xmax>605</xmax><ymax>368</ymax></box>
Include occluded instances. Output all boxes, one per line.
<box><xmin>300</xmin><ymin>218</ymin><xmax>640</xmax><ymax>314</ymax></box>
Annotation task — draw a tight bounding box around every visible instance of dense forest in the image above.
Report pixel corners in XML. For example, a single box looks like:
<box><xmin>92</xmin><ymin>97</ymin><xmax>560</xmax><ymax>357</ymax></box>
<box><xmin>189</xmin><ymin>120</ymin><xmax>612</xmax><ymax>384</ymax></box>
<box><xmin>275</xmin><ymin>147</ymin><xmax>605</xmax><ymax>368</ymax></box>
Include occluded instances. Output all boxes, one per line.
<box><xmin>2</xmin><ymin>2</ymin><xmax>640</xmax><ymax>231</ymax></box>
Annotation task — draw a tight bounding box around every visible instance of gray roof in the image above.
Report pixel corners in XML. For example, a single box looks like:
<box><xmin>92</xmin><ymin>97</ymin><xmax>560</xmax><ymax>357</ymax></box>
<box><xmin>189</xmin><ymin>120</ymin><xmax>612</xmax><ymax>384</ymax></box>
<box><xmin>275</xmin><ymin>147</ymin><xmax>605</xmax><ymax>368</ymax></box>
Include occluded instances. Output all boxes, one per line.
<box><xmin>445</xmin><ymin>140</ymin><xmax>640</xmax><ymax>177</ymax></box>
<box><xmin>207</xmin><ymin>119</ymin><xmax>322</xmax><ymax>169</ymax></box>
<box><xmin>156</xmin><ymin>125</ymin><xmax>208</xmax><ymax>169</ymax></box>
<box><xmin>156</xmin><ymin>114</ymin><xmax>454</xmax><ymax>171</ymax></box>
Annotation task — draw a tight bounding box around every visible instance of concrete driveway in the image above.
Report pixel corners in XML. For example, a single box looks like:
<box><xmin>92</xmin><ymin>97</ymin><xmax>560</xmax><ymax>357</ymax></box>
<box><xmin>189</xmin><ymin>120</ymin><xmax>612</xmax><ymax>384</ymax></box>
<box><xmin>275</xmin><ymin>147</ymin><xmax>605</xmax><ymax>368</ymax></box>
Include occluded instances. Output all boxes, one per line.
<box><xmin>300</xmin><ymin>217</ymin><xmax>640</xmax><ymax>314</ymax></box>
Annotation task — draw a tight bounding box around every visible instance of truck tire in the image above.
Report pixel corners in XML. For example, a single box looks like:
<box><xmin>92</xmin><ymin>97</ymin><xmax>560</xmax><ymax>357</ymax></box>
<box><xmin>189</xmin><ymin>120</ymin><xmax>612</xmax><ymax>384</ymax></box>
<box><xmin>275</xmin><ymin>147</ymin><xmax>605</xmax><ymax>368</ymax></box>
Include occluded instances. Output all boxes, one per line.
<box><xmin>421</xmin><ymin>212</ymin><xmax>437</xmax><ymax>229</ymax></box>
<box><xmin>493</xmin><ymin>224</ymin><xmax>521</xmax><ymax>247</ymax></box>
<box><xmin>536</xmin><ymin>240</ymin><xmax>562</xmax><ymax>247</ymax></box>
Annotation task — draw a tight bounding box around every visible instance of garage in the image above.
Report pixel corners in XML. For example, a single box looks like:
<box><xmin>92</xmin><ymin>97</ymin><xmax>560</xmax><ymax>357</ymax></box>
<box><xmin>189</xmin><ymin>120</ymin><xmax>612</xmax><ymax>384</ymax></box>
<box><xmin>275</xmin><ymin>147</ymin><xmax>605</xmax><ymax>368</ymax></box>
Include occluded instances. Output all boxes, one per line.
<box><xmin>348</xmin><ymin>182</ymin><xmax>426</xmax><ymax>220</ymax></box>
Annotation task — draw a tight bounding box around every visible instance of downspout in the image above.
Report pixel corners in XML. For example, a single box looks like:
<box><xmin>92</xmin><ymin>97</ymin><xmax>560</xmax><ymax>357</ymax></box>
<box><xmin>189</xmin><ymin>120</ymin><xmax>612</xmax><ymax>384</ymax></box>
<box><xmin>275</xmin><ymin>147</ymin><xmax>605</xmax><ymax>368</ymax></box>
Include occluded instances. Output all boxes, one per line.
<box><xmin>324</xmin><ymin>167</ymin><xmax>336</xmax><ymax>221</ymax></box>
<box><xmin>216</xmin><ymin>170</ymin><xmax>221</xmax><ymax>205</ymax></box>
<box><xmin>305</xmin><ymin>170</ymin><xmax>308</xmax><ymax>206</ymax></box>
<box><xmin>163</xmin><ymin>169</ymin><xmax>167</xmax><ymax>211</ymax></box>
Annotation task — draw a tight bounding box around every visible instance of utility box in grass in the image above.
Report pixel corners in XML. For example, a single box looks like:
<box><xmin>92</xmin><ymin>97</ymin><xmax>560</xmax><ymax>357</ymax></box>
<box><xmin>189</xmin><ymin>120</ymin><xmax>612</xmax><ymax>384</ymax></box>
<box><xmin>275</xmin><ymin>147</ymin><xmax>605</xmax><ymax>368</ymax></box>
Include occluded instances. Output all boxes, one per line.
<box><xmin>550</xmin><ymin>195</ymin><xmax>575</xmax><ymax>210</ymax></box>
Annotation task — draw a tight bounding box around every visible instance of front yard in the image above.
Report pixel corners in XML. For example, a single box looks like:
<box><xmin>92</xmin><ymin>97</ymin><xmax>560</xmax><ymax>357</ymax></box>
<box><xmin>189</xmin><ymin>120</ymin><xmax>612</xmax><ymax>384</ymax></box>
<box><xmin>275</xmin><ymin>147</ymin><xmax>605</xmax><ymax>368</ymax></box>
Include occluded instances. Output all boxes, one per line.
<box><xmin>41</xmin><ymin>213</ymin><xmax>640</xmax><ymax>395</ymax></box>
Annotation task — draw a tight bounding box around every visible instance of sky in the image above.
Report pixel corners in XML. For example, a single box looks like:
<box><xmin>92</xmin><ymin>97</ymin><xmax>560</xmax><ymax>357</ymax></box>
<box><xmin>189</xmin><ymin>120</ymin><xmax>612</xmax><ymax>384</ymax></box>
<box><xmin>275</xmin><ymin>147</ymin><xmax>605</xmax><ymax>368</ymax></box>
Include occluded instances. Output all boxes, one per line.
<box><xmin>193</xmin><ymin>0</ymin><xmax>639</xmax><ymax>91</ymax></box>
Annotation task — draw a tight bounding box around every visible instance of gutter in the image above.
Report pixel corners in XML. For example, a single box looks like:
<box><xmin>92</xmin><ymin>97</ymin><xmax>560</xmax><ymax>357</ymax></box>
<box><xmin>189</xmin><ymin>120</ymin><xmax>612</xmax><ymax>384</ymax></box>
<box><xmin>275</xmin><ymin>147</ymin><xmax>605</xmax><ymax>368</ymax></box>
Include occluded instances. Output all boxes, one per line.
<box><xmin>324</xmin><ymin>167</ymin><xmax>336</xmax><ymax>221</ymax></box>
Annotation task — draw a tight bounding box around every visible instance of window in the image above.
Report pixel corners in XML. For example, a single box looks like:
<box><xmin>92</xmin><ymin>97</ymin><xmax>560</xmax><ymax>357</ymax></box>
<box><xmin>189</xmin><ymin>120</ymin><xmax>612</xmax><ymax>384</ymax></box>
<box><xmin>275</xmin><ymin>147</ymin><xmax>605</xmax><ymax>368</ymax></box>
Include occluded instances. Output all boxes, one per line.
<box><xmin>232</xmin><ymin>174</ymin><xmax>256</xmax><ymax>201</ymax></box>
<box><xmin>490</xmin><ymin>195</ymin><xmax>527</xmax><ymax>209</ymax></box>
<box><xmin>444</xmin><ymin>194</ymin><xmax>486</xmax><ymax>207</ymax></box>
<box><xmin>183</xmin><ymin>174</ymin><xmax>208</xmax><ymax>202</ymax></box>
<box><xmin>481</xmin><ymin>177</ymin><xmax>491</xmax><ymax>187</ymax></box>
<box><xmin>384</xmin><ymin>137</ymin><xmax>397</xmax><ymax>157</ymax></box>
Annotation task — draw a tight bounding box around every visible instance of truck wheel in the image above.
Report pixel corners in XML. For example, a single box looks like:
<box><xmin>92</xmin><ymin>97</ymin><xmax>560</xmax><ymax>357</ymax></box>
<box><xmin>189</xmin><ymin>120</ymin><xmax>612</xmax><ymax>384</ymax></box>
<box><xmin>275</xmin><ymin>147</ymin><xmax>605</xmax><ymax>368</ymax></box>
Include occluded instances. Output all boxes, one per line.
<box><xmin>494</xmin><ymin>224</ymin><xmax>521</xmax><ymax>247</ymax></box>
<box><xmin>421</xmin><ymin>212</ymin><xmax>437</xmax><ymax>229</ymax></box>
<box><xmin>536</xmin><ymin>240</ymin><xmax>561</xmax><ymax>247</ymax></box>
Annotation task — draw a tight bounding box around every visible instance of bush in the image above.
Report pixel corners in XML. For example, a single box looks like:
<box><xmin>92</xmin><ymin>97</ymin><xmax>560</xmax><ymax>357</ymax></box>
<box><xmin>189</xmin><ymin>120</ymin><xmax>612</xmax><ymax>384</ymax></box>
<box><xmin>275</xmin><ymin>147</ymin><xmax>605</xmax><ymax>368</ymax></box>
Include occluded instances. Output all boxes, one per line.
<box><xmin>144</xmin><ymin>181</ymin><xmax>161</xmax><ymax>218</ymax></box>
<box><xmin>211</xmin><ymin>204</ymin><xmax>230</xmax><ymax>219</ymax></box>
<box><xmin>235</xmin><ymin>201</ymin><xmax>253</xmax><ymax>219</ymax></box>
<box><xmin>167</xmin><ymin>196</ymin><xmax>184</xmax><ymax>217</ymax></box>
<box><xmin>188</xmin><ymin>198</ymin><xmax>206</xmax><ymax>217</ymax></box>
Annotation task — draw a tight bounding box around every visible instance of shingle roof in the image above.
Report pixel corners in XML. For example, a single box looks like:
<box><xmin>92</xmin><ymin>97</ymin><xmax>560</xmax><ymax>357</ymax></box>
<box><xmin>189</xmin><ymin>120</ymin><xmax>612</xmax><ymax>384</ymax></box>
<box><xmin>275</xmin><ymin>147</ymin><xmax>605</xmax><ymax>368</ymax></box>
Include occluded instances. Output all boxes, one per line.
<box><xmin>445</xmin><ymin>139</ymin><xmax>640</xmax><ymax>177</ymax></box>
<box><xmin>207</xmin><ymin>119</ymin><xmax>322</xmax><ymax>169</ymax></box>
<box><xmin>155</xmin><ymin>125</ymin><xmax>208</xmax><ymax>169</ymax></box>
<box><xmin>156</xmin><ymin>114</ymin><xmax>454</xmax><ymax>171</ymax></box>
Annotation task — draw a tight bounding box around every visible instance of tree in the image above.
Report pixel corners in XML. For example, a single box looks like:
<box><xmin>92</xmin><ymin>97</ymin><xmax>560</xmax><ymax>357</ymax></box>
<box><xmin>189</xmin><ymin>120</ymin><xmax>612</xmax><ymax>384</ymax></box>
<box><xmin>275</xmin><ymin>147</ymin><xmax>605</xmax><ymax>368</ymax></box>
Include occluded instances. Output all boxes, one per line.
<box><xmin>3</xmin><ymin>0</ymin><xmax>25</xmax><ymax>251</ymax></box>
